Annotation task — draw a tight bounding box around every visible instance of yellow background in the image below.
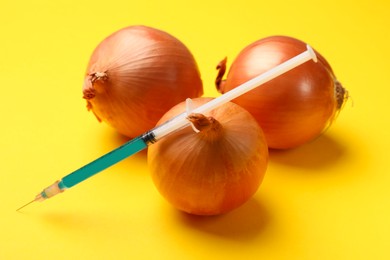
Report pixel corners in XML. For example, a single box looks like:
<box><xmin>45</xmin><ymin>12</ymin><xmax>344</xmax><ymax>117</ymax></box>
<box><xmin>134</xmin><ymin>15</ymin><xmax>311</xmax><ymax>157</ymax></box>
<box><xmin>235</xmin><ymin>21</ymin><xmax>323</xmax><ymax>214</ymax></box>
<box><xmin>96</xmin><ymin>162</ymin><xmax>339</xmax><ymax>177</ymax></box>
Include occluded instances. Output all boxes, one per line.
<box><xmin>1</xmin><ymin>0</ymin><xmax>389</xmax><ymax>259</ymax></box>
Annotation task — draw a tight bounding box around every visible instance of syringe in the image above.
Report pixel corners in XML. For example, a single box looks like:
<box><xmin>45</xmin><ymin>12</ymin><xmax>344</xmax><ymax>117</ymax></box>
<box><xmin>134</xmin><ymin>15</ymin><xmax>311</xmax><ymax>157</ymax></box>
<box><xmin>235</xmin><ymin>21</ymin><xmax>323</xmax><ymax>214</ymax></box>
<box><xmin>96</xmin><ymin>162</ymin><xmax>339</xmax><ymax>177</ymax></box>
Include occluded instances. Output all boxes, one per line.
<box><xmin>17</xmin><ymin>45</ymin><xmax>317</xmax><ymax>211</ymax></box>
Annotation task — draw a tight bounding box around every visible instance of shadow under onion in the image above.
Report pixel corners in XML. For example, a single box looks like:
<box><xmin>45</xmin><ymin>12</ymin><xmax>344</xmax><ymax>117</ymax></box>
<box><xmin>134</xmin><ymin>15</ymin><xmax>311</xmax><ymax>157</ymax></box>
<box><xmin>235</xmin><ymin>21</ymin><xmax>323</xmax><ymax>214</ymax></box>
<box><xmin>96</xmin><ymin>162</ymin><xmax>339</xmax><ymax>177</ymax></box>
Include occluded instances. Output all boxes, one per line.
<box><xmin>174</xmin><ymin>198</ymin><xmax>270</xmax><ymax>241</ymax></box>
<box><xmin>269</xmin><ymin>133</ymin><xmax>346</xmax><ymax>170</ymax></box>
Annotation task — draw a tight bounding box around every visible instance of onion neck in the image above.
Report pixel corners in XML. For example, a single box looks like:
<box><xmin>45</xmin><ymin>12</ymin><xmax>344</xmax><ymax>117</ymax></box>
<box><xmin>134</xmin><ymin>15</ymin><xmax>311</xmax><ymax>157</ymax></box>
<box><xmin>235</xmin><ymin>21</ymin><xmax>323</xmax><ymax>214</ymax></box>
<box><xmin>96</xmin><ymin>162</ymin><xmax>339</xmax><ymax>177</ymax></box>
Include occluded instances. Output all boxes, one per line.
<box><xmin>82</xmin><ymin>71</ymin><xmax>108</xmax><ymax>99</ymax></box>
<box><xmin>187</xmin><ymin>113</ymin><xmax>224</xmax><ymax>141</ymax></box>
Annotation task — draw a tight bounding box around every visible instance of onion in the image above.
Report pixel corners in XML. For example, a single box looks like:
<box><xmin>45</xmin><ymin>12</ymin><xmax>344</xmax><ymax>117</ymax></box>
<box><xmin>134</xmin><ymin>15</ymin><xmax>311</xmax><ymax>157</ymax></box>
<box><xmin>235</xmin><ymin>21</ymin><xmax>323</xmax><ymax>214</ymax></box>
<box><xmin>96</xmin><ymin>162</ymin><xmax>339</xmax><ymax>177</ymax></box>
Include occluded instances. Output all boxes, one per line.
<box><xmin>147</xmin><ymin>98</ymin><xmax>268</xmax><ymax>215</ymax></box>
<box><xmin>216</xmin><ymin>36</ymin><xmax>348</xmax><ymax>149</ymax></box>
<box><xmin>83</xmin><ymin>25</ymin><xmax>203</xmax><ymax>137</ymax></box>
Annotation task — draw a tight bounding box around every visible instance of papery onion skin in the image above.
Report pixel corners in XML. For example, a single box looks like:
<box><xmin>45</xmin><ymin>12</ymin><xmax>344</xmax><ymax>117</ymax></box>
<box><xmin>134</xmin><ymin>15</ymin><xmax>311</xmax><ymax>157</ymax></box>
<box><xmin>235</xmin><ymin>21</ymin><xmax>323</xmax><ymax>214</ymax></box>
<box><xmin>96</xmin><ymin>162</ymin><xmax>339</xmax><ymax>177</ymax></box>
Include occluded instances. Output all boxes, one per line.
<box><xmin>216</xmin><ymin>36</ymin><xmax>347</xmax><ymax>149</ymax></box>
<box><xmin>83</xmin><ymin>25</ymin><xmax>203</xmax><ymax>137</ymax></box>
<box><xmin>147</xmin><ymin>98</ymin><xmax>268</xmax><ymax>216</ymax></box>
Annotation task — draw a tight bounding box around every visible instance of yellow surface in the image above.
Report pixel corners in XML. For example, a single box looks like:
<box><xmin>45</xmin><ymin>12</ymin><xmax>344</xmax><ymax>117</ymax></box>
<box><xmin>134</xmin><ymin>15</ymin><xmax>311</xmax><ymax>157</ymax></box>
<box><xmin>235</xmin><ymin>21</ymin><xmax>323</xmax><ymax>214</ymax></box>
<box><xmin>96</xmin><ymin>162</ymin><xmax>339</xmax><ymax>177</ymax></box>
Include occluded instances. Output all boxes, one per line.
<box><xmin>1</xmin><ymin>0</ymin><xmax>389</xmax><ymax>259</ymax></box>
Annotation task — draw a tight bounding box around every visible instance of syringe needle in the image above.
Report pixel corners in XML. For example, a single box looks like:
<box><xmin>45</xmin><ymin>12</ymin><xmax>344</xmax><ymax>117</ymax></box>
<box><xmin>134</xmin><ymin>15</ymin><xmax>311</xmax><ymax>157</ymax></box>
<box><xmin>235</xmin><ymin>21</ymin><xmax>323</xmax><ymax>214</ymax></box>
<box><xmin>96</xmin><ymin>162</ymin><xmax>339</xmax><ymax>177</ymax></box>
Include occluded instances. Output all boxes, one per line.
<box><xmin>17</xmin><ymin>181</ymin><xmax>62</xmax><ymax>211</ymax></box>
<box><xmin>17</xmin><ymin>192</ymin><xmax>45</xmax><ymax>211</ymax></box>
<box><xmin>16</xmin><ymin>199</ymin><xmax>36</xmax><ymax>211</ymax></box>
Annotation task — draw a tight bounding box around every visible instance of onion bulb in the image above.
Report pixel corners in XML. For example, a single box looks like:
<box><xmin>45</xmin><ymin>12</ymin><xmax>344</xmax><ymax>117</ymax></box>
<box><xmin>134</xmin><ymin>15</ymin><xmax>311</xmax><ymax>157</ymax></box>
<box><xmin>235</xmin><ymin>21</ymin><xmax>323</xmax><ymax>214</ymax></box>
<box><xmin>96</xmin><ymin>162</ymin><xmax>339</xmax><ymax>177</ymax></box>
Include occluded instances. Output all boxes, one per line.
<box><xmin>147</xmin><ymin>98</ymin><xmax>268</xmax><ymax>215</ymax></box>
<box><xmin>216</xmin><ymin>36</ymin><xmax>348</xmax><ymax>149</ymax></box>
<box><xmin>83</xmin><ymin>25</ymin><xmax>203</xmax><ymax>137</ymax></box>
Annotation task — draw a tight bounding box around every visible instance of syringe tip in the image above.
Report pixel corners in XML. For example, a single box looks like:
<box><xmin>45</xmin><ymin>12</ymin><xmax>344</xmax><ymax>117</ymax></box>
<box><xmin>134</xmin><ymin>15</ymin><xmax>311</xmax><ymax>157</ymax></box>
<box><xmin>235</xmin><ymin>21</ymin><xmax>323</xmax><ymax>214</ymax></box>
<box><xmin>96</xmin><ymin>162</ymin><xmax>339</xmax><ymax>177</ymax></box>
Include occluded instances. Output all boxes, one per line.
<box><xmin>16</xmin><ymin>199</ymin><xmax>36</xmax><ymax>212</ymax></box>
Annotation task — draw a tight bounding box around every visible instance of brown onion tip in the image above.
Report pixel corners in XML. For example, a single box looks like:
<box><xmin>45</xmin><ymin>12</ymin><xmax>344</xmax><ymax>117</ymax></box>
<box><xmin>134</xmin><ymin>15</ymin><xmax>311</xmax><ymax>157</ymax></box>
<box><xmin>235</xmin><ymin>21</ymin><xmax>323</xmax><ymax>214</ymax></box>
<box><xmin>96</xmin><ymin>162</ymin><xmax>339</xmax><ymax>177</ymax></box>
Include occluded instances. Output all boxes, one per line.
<box><xmin>82</xmin><ymin>72</ymin><xmax>108</xmax><ymax>100</ymax></box>
<box><xmin>215</xmin><ymin>57</ymin><xmax>227</xmax><ymax>93</ymax></box>
<box><xmin>82</xmin><ymin>76</ymin><xmax>96</xmax><ymax>100</ymax></box>
<box><xmin>187</xmin><ymin>113</ymin><xmax>223</xmax><ymax>141</ymax></box>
